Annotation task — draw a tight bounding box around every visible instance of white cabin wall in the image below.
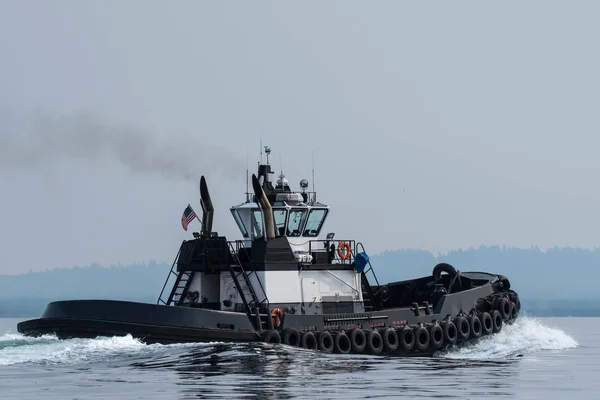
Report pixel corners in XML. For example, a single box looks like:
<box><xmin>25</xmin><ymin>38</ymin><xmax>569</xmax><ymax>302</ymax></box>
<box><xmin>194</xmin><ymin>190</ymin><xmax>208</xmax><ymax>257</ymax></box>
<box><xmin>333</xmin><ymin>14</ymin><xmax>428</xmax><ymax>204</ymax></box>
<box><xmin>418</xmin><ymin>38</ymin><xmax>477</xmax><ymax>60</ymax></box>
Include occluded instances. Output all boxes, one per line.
<box><xmin>262</xmin><ymin>271</ymin><xmax>302</xmax><ymax>303</ymax></box>
<box><xmin>299</xmin><ymin>270</ymin><xmax>361</xmax><ymax>302</ymax></box>
<box><xmin>187</xmin><ymin>273</ymin><xmax>202</xmax><ymax>294</ymax></box>
<box><xmin>201</xmin><ymin>273</ymin><xmax>220</xmax><ymax>302</ymax></box>
<box><xmin>219</xmin><ymin>268</ymin><xmax>361</xmax><ymax>307</ymax></box>
<box><xmin>186</xmin><ymin>272</ymin><xmax>220</xmax><ymax>303</ymax></box>
<box><xmin>220</xmin><ymin>271</ymin><xmax>238</xmax><ymax>311</ymax></box>
<box><xmin>219</xmin><ymin>270</ymin><xmax>299</xmax><ymax>308</ymax></box>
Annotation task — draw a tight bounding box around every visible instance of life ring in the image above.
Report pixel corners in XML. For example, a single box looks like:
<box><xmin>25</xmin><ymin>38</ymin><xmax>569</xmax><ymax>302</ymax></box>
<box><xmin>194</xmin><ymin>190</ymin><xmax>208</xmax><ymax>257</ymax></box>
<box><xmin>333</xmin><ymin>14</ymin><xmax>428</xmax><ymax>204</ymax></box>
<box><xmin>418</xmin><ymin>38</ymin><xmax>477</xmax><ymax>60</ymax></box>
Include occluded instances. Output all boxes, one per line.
<box><xmin>186</xmin><ymin>291</ymin><xmax>199</xmax><ymax>302</ymax></box>
<box><xmin>337</xmin><ymin>241</ymin><xmax>352</xmax><ymax>260</ymax></box>
<box><xmin>271</xmin><ymin>308</ymin><xmax>283</xmax><ymax>328</ymax></box>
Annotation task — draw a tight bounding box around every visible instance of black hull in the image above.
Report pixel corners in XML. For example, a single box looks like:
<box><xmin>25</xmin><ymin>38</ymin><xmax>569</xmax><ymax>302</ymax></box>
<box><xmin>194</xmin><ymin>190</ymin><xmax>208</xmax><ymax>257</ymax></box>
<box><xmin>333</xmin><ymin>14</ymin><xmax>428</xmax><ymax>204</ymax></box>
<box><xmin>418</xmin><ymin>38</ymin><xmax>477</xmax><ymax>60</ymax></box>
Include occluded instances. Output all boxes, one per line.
<box><xmin>17</xmin><ymin>282</ymin><xmax>521</xmax><ymax>356</ymax></box>
<box><xmin>17</xmin><ymin>300</ymin><xmax>261</xmax><ymax>345</ymax></box>
<box><xmin>16</xmin><ymin>317</ymin><xmax>259</xmax><ymax>344</ymax></box>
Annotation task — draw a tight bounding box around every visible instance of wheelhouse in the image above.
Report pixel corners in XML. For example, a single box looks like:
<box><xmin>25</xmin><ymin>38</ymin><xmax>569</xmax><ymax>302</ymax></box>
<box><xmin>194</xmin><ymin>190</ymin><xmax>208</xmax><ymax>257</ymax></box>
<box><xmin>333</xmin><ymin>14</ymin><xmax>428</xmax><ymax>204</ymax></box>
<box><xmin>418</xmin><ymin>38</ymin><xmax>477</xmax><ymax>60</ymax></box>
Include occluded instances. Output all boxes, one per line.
<box><xmin>230</xmin><ymin>204</ymin><xmax>329</xmax><ymax>241</ymax></box>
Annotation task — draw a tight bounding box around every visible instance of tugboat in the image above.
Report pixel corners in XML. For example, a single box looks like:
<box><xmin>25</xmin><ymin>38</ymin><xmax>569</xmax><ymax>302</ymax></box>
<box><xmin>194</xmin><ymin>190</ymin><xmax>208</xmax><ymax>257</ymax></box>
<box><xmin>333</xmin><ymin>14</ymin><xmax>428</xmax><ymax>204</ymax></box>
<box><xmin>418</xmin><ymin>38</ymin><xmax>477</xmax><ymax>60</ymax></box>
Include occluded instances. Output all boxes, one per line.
<box><xmin>18</xmin><ymin>146</ymin><xmax>521</xmax><ymax>355</ymax></box>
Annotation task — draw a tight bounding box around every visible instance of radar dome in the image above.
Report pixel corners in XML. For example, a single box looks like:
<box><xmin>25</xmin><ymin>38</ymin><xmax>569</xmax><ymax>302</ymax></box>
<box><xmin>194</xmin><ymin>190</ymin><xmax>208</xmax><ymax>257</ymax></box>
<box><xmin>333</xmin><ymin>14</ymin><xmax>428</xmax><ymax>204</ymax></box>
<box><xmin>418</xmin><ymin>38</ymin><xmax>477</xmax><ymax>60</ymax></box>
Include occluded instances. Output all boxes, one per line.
<box><xmin>277</xmin><ymin>173</ymin><xmax>289</xmax><ymax>187</ymax></box>
<box><xmin>300</xmin><ymin>179</ymin><xmax>309</xmax><ymax>189</ymax></box>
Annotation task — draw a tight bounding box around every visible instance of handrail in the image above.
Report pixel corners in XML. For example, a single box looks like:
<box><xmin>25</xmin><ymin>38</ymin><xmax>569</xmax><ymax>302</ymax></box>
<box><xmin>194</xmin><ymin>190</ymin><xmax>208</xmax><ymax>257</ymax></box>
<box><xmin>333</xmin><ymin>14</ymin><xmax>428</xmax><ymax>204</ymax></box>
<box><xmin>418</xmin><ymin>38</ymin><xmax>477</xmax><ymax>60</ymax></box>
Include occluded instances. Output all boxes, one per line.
<box><xmin>227</xmin><ymin>240</ymin><xmax>270</xmax><ymax>311</ymax></box>
<box><xmin>308</xmin><ymin>239</ymin><xmax>356</xmax><ymax>264</ymax></box>
<box><xmin>355</xmin><ymin>241</ymin><xmax>383</xmax><ymax>311</ymax></box>
<box><xmin>324</xmin><ymin>270</ymin><xmax>360</xmax><ymax>295</ymax></box>
<box><xmin>356</xmin><ymin>242</ymin><xmax>381</xmax><ymax>287</ymax></box>
<box><xmin>157</xmin><ymin>242</ymin><xmax>184</xmax><ymax>305</ymax></box>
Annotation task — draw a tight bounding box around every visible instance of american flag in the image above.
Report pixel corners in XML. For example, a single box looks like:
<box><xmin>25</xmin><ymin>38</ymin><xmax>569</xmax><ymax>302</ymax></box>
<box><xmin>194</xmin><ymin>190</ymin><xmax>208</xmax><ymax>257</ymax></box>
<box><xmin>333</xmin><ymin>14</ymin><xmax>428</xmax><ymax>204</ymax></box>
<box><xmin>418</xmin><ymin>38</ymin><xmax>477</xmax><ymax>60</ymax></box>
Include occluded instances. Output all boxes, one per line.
<box><xmin>181</xmin><ymin>204</ymin><xmax>197</xmax><ymax>231</ymax></box>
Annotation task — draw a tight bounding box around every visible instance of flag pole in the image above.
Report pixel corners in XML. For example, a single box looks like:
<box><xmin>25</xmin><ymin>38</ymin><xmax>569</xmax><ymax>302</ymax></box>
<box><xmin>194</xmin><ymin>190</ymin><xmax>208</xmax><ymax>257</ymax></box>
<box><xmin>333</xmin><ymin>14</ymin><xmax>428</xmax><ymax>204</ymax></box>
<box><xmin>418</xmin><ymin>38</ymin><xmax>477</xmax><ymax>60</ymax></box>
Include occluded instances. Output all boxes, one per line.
<box><xmin>190</xmin><ymin>203</ymin><xmax>203</xmax><ymax>227</ymax></box>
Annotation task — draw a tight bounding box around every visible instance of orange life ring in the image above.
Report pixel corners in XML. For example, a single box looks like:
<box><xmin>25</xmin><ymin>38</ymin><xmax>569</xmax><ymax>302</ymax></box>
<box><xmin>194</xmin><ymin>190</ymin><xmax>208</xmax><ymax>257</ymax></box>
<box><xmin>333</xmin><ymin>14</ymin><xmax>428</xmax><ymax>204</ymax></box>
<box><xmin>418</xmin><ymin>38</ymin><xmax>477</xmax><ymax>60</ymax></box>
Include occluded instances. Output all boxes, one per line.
<box><xmin>337</xmin><ymin>241</ymin><xmax>352</xmax><ymax>260</ymax></box>
<box><xmin>272</xmin><ymin>308</ymin><xmax>283</xmax><ymax>328</ymax></box>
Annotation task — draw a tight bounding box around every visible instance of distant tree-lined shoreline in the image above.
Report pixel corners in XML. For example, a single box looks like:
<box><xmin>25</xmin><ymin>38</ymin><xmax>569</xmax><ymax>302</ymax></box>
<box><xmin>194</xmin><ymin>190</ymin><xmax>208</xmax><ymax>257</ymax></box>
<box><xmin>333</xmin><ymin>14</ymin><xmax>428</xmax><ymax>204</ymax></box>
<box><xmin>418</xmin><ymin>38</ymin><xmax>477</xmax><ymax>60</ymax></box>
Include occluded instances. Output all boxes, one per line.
<box><xmin>1</xmin><ymin>245</ymin><xmax>598</xmax><ymax>317</ymax></box>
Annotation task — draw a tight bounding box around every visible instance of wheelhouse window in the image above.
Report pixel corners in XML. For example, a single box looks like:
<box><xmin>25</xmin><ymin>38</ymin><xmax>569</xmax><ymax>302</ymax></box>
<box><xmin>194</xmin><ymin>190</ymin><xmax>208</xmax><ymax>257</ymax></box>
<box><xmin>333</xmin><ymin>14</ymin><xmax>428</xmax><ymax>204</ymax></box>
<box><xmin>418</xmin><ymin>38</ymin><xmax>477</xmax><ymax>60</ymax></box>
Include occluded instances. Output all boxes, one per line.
<box><xmin>287</xmin><ymin>208</ymin><xmax>307</xmax><ymax>237</ymax></box>
<box><xmin>231</xmin><ymin>209</ymin><xmax>249</xmax><ymax>238</ymax></box>
<box><xmin>303</xmin><ymin>208</ymin><xmax>328</xmax><ymax>237</ymax></box>
<box><xmin>251</xmin><ymin>210</ymin><xmax>264</xmax><ymax>239</ymax></box>
<box><xmin>273</xmin><ymin>208</ymin><xmax>288</xmax><ymax>237</ymax></box>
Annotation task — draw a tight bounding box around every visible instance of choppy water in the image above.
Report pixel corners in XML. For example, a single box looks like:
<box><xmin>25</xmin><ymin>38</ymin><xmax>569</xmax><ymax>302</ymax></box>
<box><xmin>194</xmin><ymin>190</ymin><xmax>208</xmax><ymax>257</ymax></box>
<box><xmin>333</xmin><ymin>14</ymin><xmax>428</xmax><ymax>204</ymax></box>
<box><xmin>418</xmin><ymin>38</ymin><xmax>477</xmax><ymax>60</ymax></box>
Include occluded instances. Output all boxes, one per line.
<box><xmin>0</xmin><ymin>316</ymin><xmax>593</xmax><ymax>399</ymax></box>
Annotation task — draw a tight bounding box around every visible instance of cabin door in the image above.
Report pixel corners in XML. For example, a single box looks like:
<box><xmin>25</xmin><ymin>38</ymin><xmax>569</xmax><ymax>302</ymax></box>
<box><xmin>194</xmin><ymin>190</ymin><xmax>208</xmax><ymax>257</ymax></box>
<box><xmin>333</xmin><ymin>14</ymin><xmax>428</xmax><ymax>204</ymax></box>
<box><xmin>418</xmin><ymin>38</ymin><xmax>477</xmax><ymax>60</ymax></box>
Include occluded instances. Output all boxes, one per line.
<box><xmin>301</xmin><ymin>278</ymin><xmax>319</xmax><ymax>314</ymax></box>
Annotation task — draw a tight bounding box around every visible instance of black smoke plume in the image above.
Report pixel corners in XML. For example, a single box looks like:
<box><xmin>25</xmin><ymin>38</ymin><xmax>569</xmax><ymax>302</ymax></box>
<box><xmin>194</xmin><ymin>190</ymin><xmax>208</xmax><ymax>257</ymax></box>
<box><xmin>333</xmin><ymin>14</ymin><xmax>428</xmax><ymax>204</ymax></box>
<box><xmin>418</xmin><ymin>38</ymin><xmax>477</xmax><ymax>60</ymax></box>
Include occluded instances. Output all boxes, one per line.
<box><xmin>0</xmin><ymin>110</ymin><xmax>244</xmax><ymax>181</ymax></box>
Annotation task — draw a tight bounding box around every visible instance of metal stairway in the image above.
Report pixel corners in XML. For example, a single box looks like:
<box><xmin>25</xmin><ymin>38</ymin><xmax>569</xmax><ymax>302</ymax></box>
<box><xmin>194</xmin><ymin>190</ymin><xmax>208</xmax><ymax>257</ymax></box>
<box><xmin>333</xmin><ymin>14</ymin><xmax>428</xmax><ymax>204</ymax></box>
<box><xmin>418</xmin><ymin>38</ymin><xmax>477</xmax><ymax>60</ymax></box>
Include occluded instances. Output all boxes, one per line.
<box><xmin>355</xmin><ymin>242</ymin><xmax>384</xmax><ymax>311</ymax></box>
<box><xmin>169</xmin><ymin>270</ymin><xmax>195</xmax><ymax>305</ymax></box>
<box><xmin>227</xmin><ymin>242</ymin><xmax>270</xmax><ymax>330</ymax></box>
<box><xmin>157</xmin><ymin>243</ymin><xmax>196</xmax><ymax>306</ymax></box>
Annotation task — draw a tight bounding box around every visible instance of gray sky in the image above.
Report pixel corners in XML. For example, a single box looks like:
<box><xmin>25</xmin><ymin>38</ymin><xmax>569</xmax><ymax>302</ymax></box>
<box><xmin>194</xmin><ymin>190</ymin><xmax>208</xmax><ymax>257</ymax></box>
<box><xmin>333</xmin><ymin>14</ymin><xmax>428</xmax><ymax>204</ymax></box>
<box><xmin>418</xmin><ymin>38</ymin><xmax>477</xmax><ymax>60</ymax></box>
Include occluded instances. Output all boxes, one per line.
<box><xmin>1</xmin><ymin>1</ymin><xmax>599</xmax><ymax>274</ymax></box>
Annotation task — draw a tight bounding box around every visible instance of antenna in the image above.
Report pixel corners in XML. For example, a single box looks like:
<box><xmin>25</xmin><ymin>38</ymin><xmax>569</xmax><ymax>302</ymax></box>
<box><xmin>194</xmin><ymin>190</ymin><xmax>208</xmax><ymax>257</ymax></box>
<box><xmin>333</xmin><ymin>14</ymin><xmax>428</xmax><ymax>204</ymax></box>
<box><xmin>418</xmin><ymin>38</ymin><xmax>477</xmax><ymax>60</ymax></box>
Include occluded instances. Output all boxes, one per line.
<box><xmin>279</xmin><ymin>153</ymin><xmax>283</xmax><ymax>176</ymax></box>
<box><xmin>246</xmin><ymin>150</ymin><xmax>249</xmax><ymax>202</ymax></box>
<box><xmin>260</xmin><ymin>139</ymin><xmax>262</xmax><ymax>164</ymax></box>
<box><xmin>312</xmin><ymin>150</ymin><xmax>315</xmax><ymax>196</ymax></box>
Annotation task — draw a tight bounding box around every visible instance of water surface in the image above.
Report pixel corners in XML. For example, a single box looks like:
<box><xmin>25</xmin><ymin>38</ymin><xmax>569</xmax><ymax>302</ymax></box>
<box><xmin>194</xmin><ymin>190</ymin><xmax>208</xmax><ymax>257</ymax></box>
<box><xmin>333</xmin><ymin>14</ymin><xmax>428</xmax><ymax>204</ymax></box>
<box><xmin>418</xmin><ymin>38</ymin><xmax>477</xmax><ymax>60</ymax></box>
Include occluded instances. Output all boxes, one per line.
<box><xmin>0</xmin><ymin>316</ymin><xmax>591</xmax><ymax>399</ymax></box>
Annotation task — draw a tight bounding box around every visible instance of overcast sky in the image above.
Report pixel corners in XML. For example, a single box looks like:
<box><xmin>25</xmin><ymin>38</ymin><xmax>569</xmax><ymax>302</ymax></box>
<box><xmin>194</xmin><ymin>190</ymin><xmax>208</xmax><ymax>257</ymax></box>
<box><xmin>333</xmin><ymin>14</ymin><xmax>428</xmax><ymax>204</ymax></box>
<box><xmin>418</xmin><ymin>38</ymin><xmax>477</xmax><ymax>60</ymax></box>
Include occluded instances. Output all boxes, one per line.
<box><xmin>1</xmin><ymin>1</ymin><xmax>599</xmax><ymax>274</ymax></box>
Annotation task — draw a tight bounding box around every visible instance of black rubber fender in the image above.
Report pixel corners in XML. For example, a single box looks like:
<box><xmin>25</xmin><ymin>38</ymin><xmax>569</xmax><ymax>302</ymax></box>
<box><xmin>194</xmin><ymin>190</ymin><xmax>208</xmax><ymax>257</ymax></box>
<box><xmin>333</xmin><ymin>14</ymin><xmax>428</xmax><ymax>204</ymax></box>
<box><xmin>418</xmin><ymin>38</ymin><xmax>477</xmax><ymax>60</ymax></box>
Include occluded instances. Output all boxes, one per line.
<box><xmin>379</xmin><ymin>327</ymin><xmax>399</xmax><ymax>352</ymax></box>
<box><xmin>427</xmin><ymin>323</ymin><xmax>444</xmax><ymax>349</ymax></box>
<box><xmin>441</xmin><ymin>320</ymin><xmax>457</xmax><ymax>345</ymax></box>
<box><xmin>300</xmin><ymin>331</ymin><xmax>318</xmax><ymax>350</ymax></box>
<box><xmin>366</xmin><ymin>329</ymin><xmax>384</xmax><ymax>355</ymax></box>
<box><xmin>490</xmin><ymin>309</ymin><xmax>503</xmax><ymax>333</ymax></box>
<box><xmin>396</xmin><ymin>326</ymin><xmax>415</xmax><ymax>352</ymax></box>
<box><xmin>261</xmin><ymin>330</ymin><xmax>281</xmax><ymax>344</ymax></box>
<box><xmin>508</xmin><ymin>301</ymin><xmax>518</xmax><ymax>325</ymax></box>
<box><xmin>507</xmin><ymin>289</ymin><xmax>520</xmax><ymax>311</ymax></box>
<box><xmin>496</xmin><ymin>275</ymin><xmax>511</xmax><ymax>290</ymax></box>
<box><xmin>495</xmin><ymin>297</ymin><xmax>511</xmax><ymax>321</ymax></box>
<box><xmin>432</xmin><ymin>263</ymin><xmax>457</xmax><ymax>281</ymax></box>
<box><xmin>317</xmin><ymin>331</ymin><xmax>334</xmax><ymax>353</ymax></box>
<box><xmin>333</xmin><ymin>331</ymin><xmax>351</xmax><ymax>354</ymax></box>
<box><xmin>281</xmin><ymin>327</ymin><xmax>301</xmax><ymax>346</ymax></box>
<box><xmin>349</xmin><ymin>328</ymin><xmax>366</xmax><ymax>353</ymax></box>
<box><xmin>469</xmin><ymin>314</ymin><xmax>482</xmax><ymax>339</ymax></box>
<box><xmin>413</xmin><ymin>325</ymin><xmax>430</xmax><ymax>351</ymax></box>
<box><xmin>479</xmin><ymin>311</ymin><xmax>493</xmax><ymax>335</ymax></box>
<box><xmin>453</xmin><ymin>316</ymin><xmax>470</xmax><ymax>341</ymax></box>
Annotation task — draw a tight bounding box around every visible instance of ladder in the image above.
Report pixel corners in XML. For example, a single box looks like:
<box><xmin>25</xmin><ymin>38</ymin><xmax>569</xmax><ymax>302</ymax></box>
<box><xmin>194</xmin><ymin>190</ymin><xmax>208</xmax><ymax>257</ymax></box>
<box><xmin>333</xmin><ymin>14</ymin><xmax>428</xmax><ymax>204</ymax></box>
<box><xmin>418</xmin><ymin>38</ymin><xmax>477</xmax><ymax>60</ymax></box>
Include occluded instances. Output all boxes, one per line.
<box><xmin>355</xmin><ymin>242</ymin><xmax>383</xmax><ymax>311</ymax></box>
<box><xmin>156</xmin><ymin>241</ymin><xmax>196</xmax><ymax>306</ymax></box>
<box><xmin>360</xmin><ymin>273</ymin><xmax>375</xmax><ymax>311</ymax></box>
<box><xmin>168</xmin><ymin>270</ymin><xmax>196</xmax><ymax>305</ymax></box>
<box><xmin>227</xmin><ymin>241</ymin><xmax>270</xmax><ymax>328</ymax></box>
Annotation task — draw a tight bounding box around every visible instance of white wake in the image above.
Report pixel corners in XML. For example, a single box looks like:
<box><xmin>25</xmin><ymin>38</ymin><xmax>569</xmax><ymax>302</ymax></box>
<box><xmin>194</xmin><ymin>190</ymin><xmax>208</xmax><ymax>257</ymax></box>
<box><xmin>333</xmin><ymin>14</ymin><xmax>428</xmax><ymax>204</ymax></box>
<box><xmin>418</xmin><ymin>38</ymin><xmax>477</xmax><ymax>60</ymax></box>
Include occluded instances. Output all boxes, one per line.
<box><xmin>436</xmin><ymin>316</ymin><xmax>579</xmax><ymax>360</ymax></box>
<box><xmin>0</xmin><ymin>333</ymin><xmax>153</xmax><ymax>366</ymax></box>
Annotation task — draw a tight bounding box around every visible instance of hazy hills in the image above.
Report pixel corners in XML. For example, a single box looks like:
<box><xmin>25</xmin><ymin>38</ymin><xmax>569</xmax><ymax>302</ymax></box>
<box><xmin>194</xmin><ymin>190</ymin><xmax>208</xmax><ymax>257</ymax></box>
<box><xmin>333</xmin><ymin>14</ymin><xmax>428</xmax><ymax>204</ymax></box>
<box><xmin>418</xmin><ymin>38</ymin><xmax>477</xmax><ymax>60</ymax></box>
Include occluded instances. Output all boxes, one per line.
<box><xmin>1</xmin><ymin>245</ymin><xmax>599</xmax><ymax>317</ymax></box>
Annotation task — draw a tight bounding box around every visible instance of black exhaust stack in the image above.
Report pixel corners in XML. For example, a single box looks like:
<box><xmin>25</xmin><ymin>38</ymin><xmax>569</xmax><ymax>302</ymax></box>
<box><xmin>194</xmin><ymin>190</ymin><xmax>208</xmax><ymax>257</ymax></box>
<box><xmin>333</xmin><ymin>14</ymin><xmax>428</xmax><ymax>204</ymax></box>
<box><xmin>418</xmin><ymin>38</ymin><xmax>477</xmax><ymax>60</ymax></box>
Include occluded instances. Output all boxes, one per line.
<box><xmin>199</xmin><ymin>175</ymin><xmax>214</xmax><ymax>236</ymax></box>
<box><xmin>251</xmin><ymin>173</ymin><xmax>275</xmax><ymax>240</ymax></box>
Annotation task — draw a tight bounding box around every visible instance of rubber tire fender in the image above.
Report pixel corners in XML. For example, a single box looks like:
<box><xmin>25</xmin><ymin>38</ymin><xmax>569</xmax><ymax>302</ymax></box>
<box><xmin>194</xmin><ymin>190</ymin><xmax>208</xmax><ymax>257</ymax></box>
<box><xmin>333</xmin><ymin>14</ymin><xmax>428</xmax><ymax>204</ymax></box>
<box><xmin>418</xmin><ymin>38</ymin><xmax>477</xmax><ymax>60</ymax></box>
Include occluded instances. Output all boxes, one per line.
<box><xmin>366</xmin><ymin>329</ymin><xmax>384</xmax><ymax>355</ymax></box>
<box><xmin>479</xmin><ymin>311</ymin><xmax>493</xmax><ymax>335</ymax></box>
<box><xmin>427</xmin><ymin>323</ymin><xmax>444</xmax><ymax>349</ymax></box>
<box><xmin>432</xmin><ymin>263</ymin><xmax>457</xmax><ymax>281</ymax></box>
<box><xmin>396</xmin><ymin>326</ymin><xmax>415</xmax><ymax>352</ymax></box>
<box><xmin>490</xmin><ymin>309</ymin><xmax>503</xmax><ymax>333</ymax></box>
<box><xmin>282</xmin><ymin>327</ymin><xmax>301</xmax><ymax>346</ymax></box>
<box><xmin>469</xmin><ymin>314</ymin><xmax>482</xmax><ymax>339</ymax></box>
<box><xmin>349</xmin><ymin>328</ymin><xmax>366</xmax><ymax>354</ymax></box>
<box><xmin>300</xmin><ymin>331</ymin><xmax>318</xmax><ymax>350</ymax></box>
<box><xmin>317</xmin><ymin>331</ymin><xmax>334</xmax><ymax>353</ymax></box>
<box><xmin>333</xmin><ymin>331</ymin><xmax>351</xmax><ymax>354</ymax></box>
<box><xmin>441</xmin><ymin>320</ymin><xmax>457</xmax><ymax>345</ymax></box>
<box><xmin>507</xmin><ymin>301</ymin><xmax>517</xmax><ymax>325</ymax></box>
<box><xmin>495</xmin><ymin>297</ymin><xmax>511</xmax><ymax>321</ymax></box>
<box><xmin>453</xmin><ymin>316</ymin><xmax>470</xmax><ymax>342</ymax></box>
<box><xmin>261</xmin><ymin>330</ymin><xmax>281</xmax><ymax>344</ymax></box>
<box><xmin>379</xmin><ymin>327</ymin><xmax>399</xmax><ymax>353</ymax></box>
<box><xmin>413</xmin><ymin>325</ymin><xmax>430</xmax><ymax>352</ymax></box>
